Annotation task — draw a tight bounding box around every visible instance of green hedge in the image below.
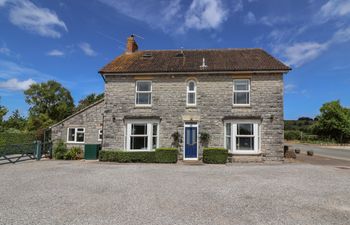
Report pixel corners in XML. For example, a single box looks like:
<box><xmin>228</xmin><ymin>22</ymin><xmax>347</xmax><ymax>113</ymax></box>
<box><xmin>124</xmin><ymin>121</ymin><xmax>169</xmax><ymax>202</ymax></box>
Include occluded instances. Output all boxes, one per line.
<box><xmin>0</xmin><ymin>131</ymin><xmax>36</xmax><ymax>146</ymax></box>
<box><xmin>203</xmin><ymin>148</ymin><xmax>228</xmax><ymax>164</ymax></box>
<box><xmin>99</xmin><ymin>150</ymin><xmax>156</xmax><ymax>163</ymax></box>
<box><xmin>155</xmin><ymin>148</ymin><xmax>178</xmax><ymax>163</ymax></box>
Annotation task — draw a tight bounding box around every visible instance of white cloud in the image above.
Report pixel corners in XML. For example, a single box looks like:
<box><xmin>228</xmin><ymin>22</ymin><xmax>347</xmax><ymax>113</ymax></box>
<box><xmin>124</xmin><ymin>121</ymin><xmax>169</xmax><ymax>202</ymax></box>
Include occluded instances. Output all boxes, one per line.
<box><xmin>0</xmin><ymin>59</ymin><xmax>53</xmax><ymax>80</ymax></box>
<box><xmin>98</xmin><ymin>0</ymin><xmax>228</xmax><ymax>34</ymax></box>
<box><xmin>284</xmin><ymin>84</ymin><xmax>296</xmax><ymax>93</ymax></box>
<box><xmin>79</xmin><ymin>42</ymin><xmax>97</xmax><ymax>56</ymax></box>
<box><xmin>2</xmin><ymin>0</ymin><xmax>67</xmax><ymax>38</ymax></box>
<box><xmin>277</xmin><ymin>42</ymin><xmax>328</xmax><ymax>67</ymax></box>
<box><xmin>244</xmin><ymin>11</ymin><xmax>256</xmax><ymax>24</ymax></box>
<box><xmin>232</xmin><ymin>0</ymin><xmax>243</xmax><ymax>12</ymax></box>
<box><xmin>47</xmin><ymin>49</ymin><xmax>64</xmax><ymax>56</ymax></box>
<box><xmin>330</xmin><ymin>26</ymin><xmax>350</xmax><ymax>43</ymax></box>
<box><xmin>318</xmin><ymin>0</ymin><xmax>350</xmax><ymax>22</ymax></box>
<box><xmin>0</xmin><ymin>47</ymin><xmax>11</xmax><ymax>55</ymax></box>
<box><xmin>184</xmin><ymin>0</ymin><xmax>228</xmax><ymax>30</ymax></box>
<box><xmin>0</xmin><ymin>78</ymin><xmax>35</xmax><ymax>91</ymax></box>
<box><xmin>0</xmin><ymin>0</ymin><xmax>8</xmax><ymax>7</ymax></box>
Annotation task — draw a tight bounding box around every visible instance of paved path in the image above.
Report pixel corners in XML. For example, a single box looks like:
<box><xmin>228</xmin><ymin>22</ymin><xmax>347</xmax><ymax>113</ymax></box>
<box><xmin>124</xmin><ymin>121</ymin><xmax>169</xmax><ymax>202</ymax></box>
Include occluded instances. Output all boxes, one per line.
<box><xmin>288</xmin><ymin>143</ymin><xmax>350</xmax><ymax>161</ymax></box>
<box><xmin>1</xmin><ymin>160</ymin><xmax>350</xmax><ymax>225</ymax></box>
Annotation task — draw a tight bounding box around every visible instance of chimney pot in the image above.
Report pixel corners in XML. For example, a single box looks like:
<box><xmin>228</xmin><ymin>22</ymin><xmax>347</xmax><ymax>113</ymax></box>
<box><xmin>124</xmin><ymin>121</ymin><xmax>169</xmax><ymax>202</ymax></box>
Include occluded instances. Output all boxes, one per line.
<box><xmin>126</xmin><ymin>35</ymin><xmax>138</xmax><ymax>54</ymax></box>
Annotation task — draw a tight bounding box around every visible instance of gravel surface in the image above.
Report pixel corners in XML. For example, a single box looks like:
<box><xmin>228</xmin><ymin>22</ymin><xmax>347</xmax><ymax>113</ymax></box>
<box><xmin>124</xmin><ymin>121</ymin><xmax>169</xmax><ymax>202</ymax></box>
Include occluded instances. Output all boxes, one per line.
<box><xmin>0</xmin><ymin>160</ymin><xmax>349</xmax><ymax>225</ymax></box>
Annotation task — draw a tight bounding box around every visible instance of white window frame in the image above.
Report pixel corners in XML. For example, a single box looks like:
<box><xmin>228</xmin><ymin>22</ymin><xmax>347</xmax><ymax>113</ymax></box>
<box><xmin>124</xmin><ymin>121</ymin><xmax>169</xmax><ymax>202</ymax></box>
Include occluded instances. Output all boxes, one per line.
<box><xmin>186</xmin><ymin>80</ymin><xmax>196</xmax><ymax>106</ymax></box>
<box><xmin>67</xmin><ymin>127</ymin><xmax>85</xmax><ymax>143</ymax></box>
<box><xmin>125</xmin><ymin>120</ymin><xmax>159</xmax><ymax>151</ymax></box>
<box><xmin>233</xmin><ymin>79</ymin><xmax>250</xmax><ymax>106</ymax></box>
<box><xmin>98</xmin><ymin>129</ymin><xmax>103</xmax><ymax>141</ymax></box>
<box><xmin>135</xmin><ymin>80</ymin><xmax>152</xmax><ymax>106</ymax></box>
<box><xmin>224</xmin><ymin>120</ymin><xmax>260</xmax><ymax>154</ymax></box>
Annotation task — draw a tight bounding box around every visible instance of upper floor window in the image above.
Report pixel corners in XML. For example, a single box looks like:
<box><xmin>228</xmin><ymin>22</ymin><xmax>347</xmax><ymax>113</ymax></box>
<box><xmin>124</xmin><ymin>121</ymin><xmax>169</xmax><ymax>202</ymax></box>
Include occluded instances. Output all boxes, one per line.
<box><xmin>233</xmin><ymin>79</ymin><xmax>250</xmax><ymax>105</ymax></box>
<box><xmin>187</xmin><ymin>80</ymin><xmax>196</xmax><ymax>106</ymax></box>
<box><xmin>67</xmin><ymin>128</ymin><xmax>85</xmax><ymax>143</ymax></box>
<box><xmin>135</xmin><ymin>81</ymin><xmax>152</xmax><ymax>106</ymax></box>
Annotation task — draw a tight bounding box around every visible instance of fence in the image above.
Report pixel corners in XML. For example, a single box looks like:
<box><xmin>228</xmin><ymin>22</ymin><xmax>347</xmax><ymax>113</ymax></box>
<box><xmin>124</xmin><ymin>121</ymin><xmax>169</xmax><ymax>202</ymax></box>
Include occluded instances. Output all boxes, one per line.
<box><xmin>0</xmin><ymin>141</ymin><xmax>52</xmax><ymax>165</ymax></box>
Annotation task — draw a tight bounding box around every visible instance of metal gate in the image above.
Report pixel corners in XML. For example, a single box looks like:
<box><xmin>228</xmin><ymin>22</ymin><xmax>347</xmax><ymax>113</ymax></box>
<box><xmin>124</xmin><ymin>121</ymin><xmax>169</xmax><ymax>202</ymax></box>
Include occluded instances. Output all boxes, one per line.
<box><xmin>0</xmin><ymin>141</ymin><xmax>52</xmax><ymax>165</ymax></box>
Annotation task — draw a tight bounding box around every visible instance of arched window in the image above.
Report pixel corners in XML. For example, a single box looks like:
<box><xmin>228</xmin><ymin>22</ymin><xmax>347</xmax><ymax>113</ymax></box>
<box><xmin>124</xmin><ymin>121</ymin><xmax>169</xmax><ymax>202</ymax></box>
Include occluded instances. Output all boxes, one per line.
<box><xmin>187</xmin><ymin>80</ymin><xmax>196</xmax><ymax>106</ymax></box>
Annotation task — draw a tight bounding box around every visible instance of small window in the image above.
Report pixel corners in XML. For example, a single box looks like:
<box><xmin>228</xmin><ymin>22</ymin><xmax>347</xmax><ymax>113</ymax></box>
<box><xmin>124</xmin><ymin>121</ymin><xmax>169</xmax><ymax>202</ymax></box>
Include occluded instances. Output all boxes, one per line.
<box><xmin>233</xmin><ymin>79</ymin><xmax>250</xmax><ymax>105</ymax></box>
<box><xmin>187</xmin><ymin>80</ymin><xmax>196</xmax><ymax>106</ymax></box>
<box><xmin>135</xmin><ymin>81</ymin><xmax>152</xmax><ymax>106</ymax></box>
<box><xmin>67</xmin><ymin>128</ymin><xmax>85</xmax><ymax>143</ymax></box>
<box><xmin>126</xmin><ymin>121</ymin><xmax>159</xmax><ymax>151</ymax></box>
<box><xmin>98</xmin><ymin>129</ymin><xmax>103</xmax><ymax>141</ymax></box>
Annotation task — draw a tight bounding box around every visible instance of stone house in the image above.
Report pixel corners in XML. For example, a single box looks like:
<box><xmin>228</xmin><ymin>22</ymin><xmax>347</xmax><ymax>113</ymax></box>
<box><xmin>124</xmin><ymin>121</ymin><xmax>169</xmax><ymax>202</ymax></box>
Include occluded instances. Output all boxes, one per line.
<box><xmin>51</xmin><ymin>35</ymin><xmax>291</xmax><ymax>161</ymax></box>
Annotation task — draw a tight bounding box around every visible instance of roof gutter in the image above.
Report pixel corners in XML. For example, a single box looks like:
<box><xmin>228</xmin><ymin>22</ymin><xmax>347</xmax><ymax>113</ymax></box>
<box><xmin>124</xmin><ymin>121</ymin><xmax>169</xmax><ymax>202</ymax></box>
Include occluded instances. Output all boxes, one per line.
<box><xmin>99</xmin><ymin>70</ymin><xmax>291</xmax><ymax>80</ymax></box>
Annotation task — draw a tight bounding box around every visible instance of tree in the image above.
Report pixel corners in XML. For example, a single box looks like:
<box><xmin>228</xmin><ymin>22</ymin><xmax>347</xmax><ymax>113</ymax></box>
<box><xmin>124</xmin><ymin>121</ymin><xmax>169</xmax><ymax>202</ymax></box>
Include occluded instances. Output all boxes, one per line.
<box><xmin>75</xmin><ymin>93</ymin><xmax>104</xmax><ymax>111</ymax></box>
<box><xmin>312</xmin><ymin>100</ymin><xmax>350</xmax><ymax>143</ymax></box>
<box><xmin>3</xmin><ymin>110</ymin><xmax>26</xmax><ymax>131</ymax></box>
<box><xmin>0</xmin><ymin>97</ymin><xmax>8</xmax><ymax>132</ymax></box>
<box><xmin>24</xmin><ymin>80</ymin><xmax>74</xmax><ymax>123</ymax></box>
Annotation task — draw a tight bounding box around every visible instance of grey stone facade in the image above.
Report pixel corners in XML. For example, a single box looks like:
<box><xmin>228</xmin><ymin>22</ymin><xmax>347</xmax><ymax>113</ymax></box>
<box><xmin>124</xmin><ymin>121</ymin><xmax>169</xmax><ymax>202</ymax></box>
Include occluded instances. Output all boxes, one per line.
<box><xmin>102</xmin><ymin>73</ymin><xmax>284</xmax><ymax>161</ymax></box>
<box><xmin>50</xmin><ymin>100</ymin><xmax>104</xmax><ymax>149</ymax></box>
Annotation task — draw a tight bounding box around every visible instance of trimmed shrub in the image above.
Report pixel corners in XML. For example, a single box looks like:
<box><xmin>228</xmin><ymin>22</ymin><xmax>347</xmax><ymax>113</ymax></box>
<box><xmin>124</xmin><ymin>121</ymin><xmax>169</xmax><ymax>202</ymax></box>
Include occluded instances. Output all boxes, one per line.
<box><xmin>0</xmin><ymin>131</ymin><xmax>36</xmax><ymax>146</ymax></box>
<box><xmin>203</xmin><ymin>148</ymin><xmax>228</xmax><ymax>164</ymax></box>
<box><xmin>99</xmin><ymin>150</ymin><xmax>156</xmax><ymax>163</ymax></box>
<box><xmin>284</xmin><ymin>130</ymin><xmax>301</xmax><ymax>140</ymax></box>
<box><xmin>155</xmin><ymin>148</ymin><xmax>178</xmax><ymax>163</ymax></box>
<box><xmin>64</xmin><ymin>147</ymin><xmax>82</xmax><ymax>160</ymax></box>
<box><xmin>53</xmin><ymin>140</ymin><xmax>67</xmax><ymax>160</ymax></box>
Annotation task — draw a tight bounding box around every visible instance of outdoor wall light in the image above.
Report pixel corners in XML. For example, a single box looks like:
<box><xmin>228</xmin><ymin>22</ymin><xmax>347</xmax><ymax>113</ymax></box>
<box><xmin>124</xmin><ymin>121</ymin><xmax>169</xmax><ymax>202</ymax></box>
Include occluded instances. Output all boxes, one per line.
<box><xmin>112</xmin><ymin>116</ymin><xmax>116</xmax><ymax>122</ymax></box>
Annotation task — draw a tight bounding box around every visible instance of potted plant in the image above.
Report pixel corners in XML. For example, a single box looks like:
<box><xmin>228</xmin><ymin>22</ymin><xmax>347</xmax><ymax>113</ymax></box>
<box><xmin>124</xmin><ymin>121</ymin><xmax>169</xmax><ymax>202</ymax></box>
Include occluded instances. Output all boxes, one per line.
<box><xmin>199</xmin><ymin>132</ymin><xmax>210</xmax><ymax>148</ymax></box>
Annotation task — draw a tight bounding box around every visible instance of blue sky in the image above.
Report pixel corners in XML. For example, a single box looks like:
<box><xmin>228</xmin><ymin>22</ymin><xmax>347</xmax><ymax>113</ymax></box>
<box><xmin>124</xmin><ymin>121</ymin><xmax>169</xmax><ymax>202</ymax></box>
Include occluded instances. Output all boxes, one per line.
<box><xmin>0</xmin><ymin>0</ymin><xmax>350</xmax><ymax>120</ymax></box>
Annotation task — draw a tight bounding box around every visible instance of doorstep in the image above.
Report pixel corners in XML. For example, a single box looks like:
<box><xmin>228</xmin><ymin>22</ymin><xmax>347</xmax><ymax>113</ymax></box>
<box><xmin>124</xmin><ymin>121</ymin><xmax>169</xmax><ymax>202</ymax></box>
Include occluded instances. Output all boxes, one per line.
<box><xmin>180</xmin><ymin>160</ymin><xmax>204</xmax><ymax>165</ymax></box>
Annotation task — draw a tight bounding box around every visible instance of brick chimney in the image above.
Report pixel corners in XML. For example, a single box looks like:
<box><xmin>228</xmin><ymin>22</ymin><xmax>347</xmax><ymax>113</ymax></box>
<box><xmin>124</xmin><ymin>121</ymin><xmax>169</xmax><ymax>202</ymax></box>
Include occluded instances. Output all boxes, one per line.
<box><xmin>125</xmin><ymin>35</ymin><xmax>138</xmax><ymax>54</ymax></box>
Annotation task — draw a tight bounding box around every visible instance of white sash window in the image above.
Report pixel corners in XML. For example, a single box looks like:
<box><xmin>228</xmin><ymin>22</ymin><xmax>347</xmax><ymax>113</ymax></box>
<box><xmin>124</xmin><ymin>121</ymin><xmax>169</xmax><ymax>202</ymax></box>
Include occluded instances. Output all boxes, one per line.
<box><xmin>126</xmin><ymin>120</ymin><xmax>159</xmax><ymax>151</ymax></box>
<box><xmin>224</xmin><ymin>121</ymin><xmax>260</xmax><ymax>154</ymax></box>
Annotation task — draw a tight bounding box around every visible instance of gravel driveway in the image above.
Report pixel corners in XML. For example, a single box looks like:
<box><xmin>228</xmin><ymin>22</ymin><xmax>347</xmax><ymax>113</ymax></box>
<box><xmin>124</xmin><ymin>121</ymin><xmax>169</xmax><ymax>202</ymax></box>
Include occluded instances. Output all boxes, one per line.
<box><xmin>0</xmin><ymin>160</ymin><xmax>349</xmax><ymax>225</ymax></box>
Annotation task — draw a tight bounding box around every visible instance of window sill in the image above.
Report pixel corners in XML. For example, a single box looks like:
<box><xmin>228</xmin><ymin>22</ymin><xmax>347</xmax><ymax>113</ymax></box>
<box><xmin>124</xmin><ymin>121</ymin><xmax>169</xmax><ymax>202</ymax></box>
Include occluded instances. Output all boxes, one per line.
<box><xmin>232</xmin><ymin>105</ymin><xmax>251</xmax><ymax>108</ymax></box>
<box><xmin>229</xmin><ymin>152</ymin><xmax>261</xmax><ymax>156</ymax></box>
<box><xmin>66</xmin><ymin>142</ymin><xmax>85</xmax><ymax>144</ymax></box>
<box><xmin>134</xmin><ymin>105</ymin><xmax>152</xmax><ymax>109</ymax></box>
<box><xmin>186</xmin><ymin>105</ymin><xmax>197</xmax><ymax>109</ymax></box>
<box><xmin>126</xmin><ymin>150</ymin><xmax>155</xmax><ymax>152</ymax></box>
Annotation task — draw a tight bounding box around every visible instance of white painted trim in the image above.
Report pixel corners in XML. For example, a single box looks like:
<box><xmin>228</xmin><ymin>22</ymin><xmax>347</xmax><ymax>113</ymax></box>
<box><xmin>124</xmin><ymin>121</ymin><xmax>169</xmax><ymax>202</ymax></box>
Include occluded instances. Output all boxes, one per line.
<box><xmin>186</xmin><ymin>80</ymin><xmax>197</xmax><ymax>106</ymax></box>
<box><xmin>135</xmin><ymin>80</ymin><xmax>152</xmax><ymax>107</ymax></box>
<box><xmin>98</xmin><ymin>129</ymin><xmax>103</xmax><ymax>142</ymax></box>
<box><xmin>183</xmin><ymin>123</ymin><xmax>199</xmax><ymax>160</ymax></box>
<box><xmin>224</xmin><ymin>120</ymin><xmax>261</xmax><ymax>155</ymax></box>
<box><xmin>125</xmin><ymin>119</ymin><xmax>159</xmax><ymax>151</ymax></box>
<box><xmin>233</xmin><ymin>79</ymin><xmax>250</xmax><ymax>106</ymax></box>
<box><xmin>66</xmin><ymin>127</ymin><xmax>85</xmax><ymax>144</ymax></box>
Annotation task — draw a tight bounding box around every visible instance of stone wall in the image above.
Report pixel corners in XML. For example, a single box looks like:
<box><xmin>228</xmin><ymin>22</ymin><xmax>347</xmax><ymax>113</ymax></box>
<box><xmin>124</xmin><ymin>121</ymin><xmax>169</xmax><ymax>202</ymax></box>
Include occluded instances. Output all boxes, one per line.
<box><xmin>103</xmin><ymin>73</ymin><xmax>284</xmax><ymax>161</ymax></box>
<box><xmin>51</xmin><ymin>100</ymin><xmax>104</xmax><ymax>149</ymax></box>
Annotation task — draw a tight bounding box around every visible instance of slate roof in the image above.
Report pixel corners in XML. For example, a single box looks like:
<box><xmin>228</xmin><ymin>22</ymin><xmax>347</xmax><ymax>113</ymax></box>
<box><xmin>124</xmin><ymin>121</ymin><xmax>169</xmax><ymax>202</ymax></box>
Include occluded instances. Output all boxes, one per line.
<box><xmin>99</xmin><ymin>48</ymin><xmax>290</xmax><ymax>74</ymax></box>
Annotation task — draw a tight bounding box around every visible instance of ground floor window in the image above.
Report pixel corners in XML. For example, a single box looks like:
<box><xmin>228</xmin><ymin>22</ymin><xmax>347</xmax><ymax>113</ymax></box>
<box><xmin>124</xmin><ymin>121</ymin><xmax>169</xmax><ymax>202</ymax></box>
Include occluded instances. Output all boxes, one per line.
<box><xmin>126</xmin><ymin>120</ymin><xmax>159</xmax><ymax>151</ymax></box>
<box><xmin>67</xmin><ymin>128</ymin><xmax>85</xmax><ymax>143</ymax></box>
<box><xmin>224</xmin><ymin>121</ymin><xmax>260</xmax><ymax>154</ymax></box>
<box><xmin>98</xmin><ymin>129</ymin><xmax>103</xmax><ymax>141</ymax></box>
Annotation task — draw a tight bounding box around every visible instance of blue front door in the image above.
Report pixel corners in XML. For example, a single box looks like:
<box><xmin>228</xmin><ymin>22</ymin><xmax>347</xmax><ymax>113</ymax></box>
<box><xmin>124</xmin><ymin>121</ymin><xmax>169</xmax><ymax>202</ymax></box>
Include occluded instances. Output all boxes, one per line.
<box><xmin>185</xmin><ymin>126</ymin><xmax>197</xmax><ymax>159</ymax></box>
